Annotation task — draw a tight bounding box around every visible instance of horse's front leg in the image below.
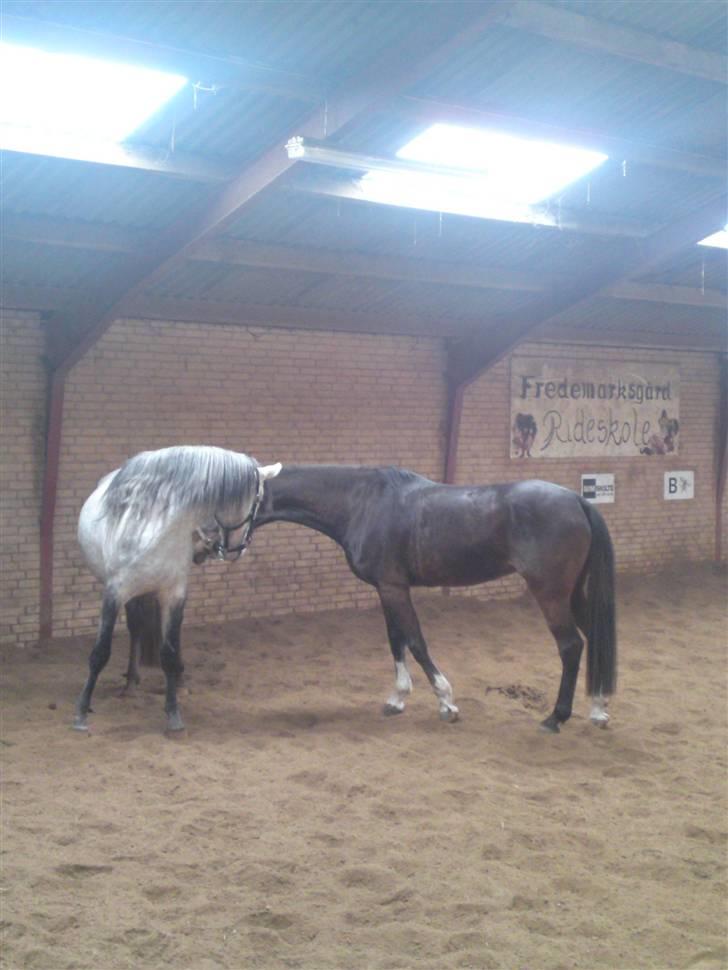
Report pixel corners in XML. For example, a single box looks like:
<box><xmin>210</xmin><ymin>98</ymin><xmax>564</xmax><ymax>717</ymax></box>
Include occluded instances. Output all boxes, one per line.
<box><xmin>73</xmin><ymin>589</ymin><xmax>119</xmax><ymax>730</ymax></box>
<box><xmin>123</xmin><ymin>596</ymin><xmax>145</xmax><ymax>691</ymax></box>
<box><xmin>159</xmin><ymin>590</ymin><xmax>187</xmax><ymax>734</ymax></box>
<box><xmin>377</xmin><ymin>584</ymin><xmax>459</xmax><ymax>722</ymax></box>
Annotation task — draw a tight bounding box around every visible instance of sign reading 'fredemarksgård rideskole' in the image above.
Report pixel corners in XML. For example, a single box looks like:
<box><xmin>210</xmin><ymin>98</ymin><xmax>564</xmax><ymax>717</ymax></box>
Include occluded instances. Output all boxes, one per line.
<box><xmin>510</xmin><ymin>359</ymin><xmax>680</xmax><ymax>459</ymax></box>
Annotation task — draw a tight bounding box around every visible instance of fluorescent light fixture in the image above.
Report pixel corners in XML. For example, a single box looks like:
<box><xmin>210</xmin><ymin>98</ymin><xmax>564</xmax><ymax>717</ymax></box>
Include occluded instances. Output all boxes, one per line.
<box><xmin>0</xmin><ymin>42</ymin><xmax>187</xmax><ymax>142</ymax></box>
<box><xmin>287</xmin><ymin>125</ymin><xmax>608</xmax><ymax>225</ymax></box>
<box><xmin>394</xmin><ymin>124</ymin><xmax>608</xmax><ymax>205</ymax></box>
<box><xmin>697</xmin><ymin>227</ymin><xmax>728</xmax><ymax>249</ymax></box>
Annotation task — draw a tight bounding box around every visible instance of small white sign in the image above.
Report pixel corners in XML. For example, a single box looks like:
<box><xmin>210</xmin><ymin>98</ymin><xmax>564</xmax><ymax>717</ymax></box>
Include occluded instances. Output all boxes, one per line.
<box><xmin>581</xmin><ymin>473</ymin><xmax>615</xmax><ymax>504</ymax></box>
<box><xmin>664</xmin><ymin>471</ymin><xmax>694</xmax><ymax>500</ymax></box>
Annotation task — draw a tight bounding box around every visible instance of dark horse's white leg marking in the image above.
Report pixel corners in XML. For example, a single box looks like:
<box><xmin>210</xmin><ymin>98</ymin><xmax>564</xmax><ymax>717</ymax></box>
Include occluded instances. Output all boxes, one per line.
<box><xmin>378</xmin><ymin>584</ymin><xmax>459</xmax><ymax>722</ymax></box>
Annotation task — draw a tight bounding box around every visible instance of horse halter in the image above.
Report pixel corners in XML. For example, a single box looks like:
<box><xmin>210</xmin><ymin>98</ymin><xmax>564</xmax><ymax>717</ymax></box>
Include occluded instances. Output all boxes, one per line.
<box><xmin>211</xmin><ymin>467</ymin><xmax>264</xmax><ymax>562</ymax></box>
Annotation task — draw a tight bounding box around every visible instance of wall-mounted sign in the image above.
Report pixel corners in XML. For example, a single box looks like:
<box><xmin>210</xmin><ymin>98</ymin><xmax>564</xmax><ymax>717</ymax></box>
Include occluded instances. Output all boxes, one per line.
<box><xmin>581</xmin><ymin>473</ymin><xmax>615</xmax><ymax>504</ymax></box>
<box><xmin>511</xmin><ymin>358</ymin><xmax>680</xmax><ymax>459</ymax></box>
<box><xmin>664</xmin><ymin>471</ymin><xmax>694</xmax><ymax>500</ymax></box>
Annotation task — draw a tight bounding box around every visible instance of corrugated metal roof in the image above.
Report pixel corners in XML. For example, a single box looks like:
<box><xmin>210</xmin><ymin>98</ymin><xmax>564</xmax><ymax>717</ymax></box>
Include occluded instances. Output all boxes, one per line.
<box><xmin>410</xmin><ymin>25</ymin><xmax>725</xmax><ymax>153</ymax></box>
<box><xmin>3</xmin><ymin>0</ymin><xmax>472</xmax><ymax>85</ymax></box>
<box><xmin>636</xmin><ymin>248</ymin><xmax>728</xmax><ymax>294</ymax></box>
<box><xmin>1</xmin><ymin>153</ymin><xmax>214</xmax><ymax>229</ymax></box>
<box><xmin>0</xmin><ymin>238</ymin><xmax>131</xmax><ymax>288</ymax></box>
<box><xmin>547</xmin><ymin>1</ymin><xmax>727</xmax><ymax>54</ymax></box>
<box><xmin>1</xmin><ymin>0</ymin><xmax>725</xmax><ymax>337</ymax></box>
<box><xmin>133</xmin><ymin>88</ymin><xmax>307</xmax><ymax>166</ymax></box>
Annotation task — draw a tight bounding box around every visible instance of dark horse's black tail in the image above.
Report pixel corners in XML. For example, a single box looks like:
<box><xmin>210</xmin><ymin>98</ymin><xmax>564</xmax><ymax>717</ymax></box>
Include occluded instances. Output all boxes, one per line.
<box><xmin>573</xmin><ymin>500</ymin><xmax>617</xmax><ymax>697</ymax></box>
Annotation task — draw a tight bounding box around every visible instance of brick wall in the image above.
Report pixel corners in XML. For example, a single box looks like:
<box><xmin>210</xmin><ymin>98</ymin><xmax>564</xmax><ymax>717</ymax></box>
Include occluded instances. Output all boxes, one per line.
<box><xmin>0</xmin><ymin>310</ymin><xmax>46</xmax><ymax>646</ymax></box>
<box><xmin>0</xmin><ymin>309</ymin><xmax>724</xmax><ymax>648</ymax></box>
<box><xmin>52</xmin><ymin>319</ymin><xmax>447</xmax><ymax>639</ymax></box>
<box><xmin>452</xmin><ymin>340</ymin><xmax>722</xmax><ymax>601</ymax></box>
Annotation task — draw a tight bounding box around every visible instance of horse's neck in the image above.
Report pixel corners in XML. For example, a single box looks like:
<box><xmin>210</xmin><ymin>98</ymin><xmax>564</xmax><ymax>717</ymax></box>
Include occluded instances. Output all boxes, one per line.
<box><xmin>258</xmin><ymin>466</ymin><xmax>361</xmax><ymax>543</ymax></box>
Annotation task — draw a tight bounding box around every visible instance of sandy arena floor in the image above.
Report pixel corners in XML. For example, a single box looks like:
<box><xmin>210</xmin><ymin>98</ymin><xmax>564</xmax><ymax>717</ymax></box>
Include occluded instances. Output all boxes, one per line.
<box><xmin>1</xmin><ymin>566</ymin><xmax>726</xmax><ymax>970</ymax></box>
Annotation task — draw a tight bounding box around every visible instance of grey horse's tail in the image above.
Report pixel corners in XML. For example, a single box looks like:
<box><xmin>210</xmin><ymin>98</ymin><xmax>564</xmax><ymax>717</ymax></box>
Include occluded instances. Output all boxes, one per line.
<box><xmin>573</xmin><ymin>500</ymin><xmax>617</xmax><ymax>697</ymax></box>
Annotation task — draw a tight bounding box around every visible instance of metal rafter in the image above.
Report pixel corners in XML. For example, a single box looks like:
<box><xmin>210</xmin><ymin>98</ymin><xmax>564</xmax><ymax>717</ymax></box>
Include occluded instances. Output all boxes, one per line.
<box><xmin>3</xmin><ymin>222</ymin><xmax>726</xmax><ymax>310</ymax></box>
<box><xmin>447</xmin><ymin>195</ymin><xmax>728</xmax><ymax>387</ymax></box>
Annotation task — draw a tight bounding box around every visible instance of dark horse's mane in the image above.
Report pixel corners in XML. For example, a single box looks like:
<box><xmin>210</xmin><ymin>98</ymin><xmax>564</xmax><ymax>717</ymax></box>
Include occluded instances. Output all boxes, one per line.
<box><xmin>377</xmin><ymin>466</ymin><xmax>430</xmax><ymax>488</ymax></box>
<box><xmin>103</xmin><ymin>445</ymin><xmax>258</xmax><ymax>522</ymax></box>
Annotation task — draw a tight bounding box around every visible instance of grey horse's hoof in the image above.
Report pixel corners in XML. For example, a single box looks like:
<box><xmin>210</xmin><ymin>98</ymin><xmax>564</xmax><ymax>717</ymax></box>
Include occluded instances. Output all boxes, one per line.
<box><xmin>382</xmin><ymin>703</ymin><xmax>405</xmax><ymax>717</ymax></box>
<box><xmin>72</xmin><ymin>717</ymin><xmax>89</xmax><ymax>732</ymax></box>
<box><xmin>439</xmin><ymin>706</ymin><xmax>460</xmax><ymax>723</ymax></box>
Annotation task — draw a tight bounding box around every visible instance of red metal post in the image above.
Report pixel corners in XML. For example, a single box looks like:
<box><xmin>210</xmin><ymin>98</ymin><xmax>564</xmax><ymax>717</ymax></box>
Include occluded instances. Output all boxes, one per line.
<box><xmin>39</xmin><ymin>368</ymin><xmax>66</xmax><ymax>640</ymax></box>
<box><xmin>443</xmin><ymin>381</ymin><xmax>465</xmax><ymax>485</ymax></box>
<box><xmin>715</xmin><ymin>355</ymin><xmax>728</xmax><ymax>563</ymax></box>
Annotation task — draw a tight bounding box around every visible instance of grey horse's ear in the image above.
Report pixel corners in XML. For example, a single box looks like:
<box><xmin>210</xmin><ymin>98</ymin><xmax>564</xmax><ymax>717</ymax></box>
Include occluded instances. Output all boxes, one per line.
<box><xmin>259</xmin><ymin>462</ymin><xmax>282</xmax><ymax>481</ymax></box>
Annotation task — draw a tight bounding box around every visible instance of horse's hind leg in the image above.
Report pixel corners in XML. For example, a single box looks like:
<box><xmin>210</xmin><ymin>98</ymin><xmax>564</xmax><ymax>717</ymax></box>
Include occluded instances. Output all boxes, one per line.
<box><xmin>378</xmin><ymin>584</ymin><xmax>459</xmax><ymax>722</ymax></box>
<box><xmin>159</xmin><ymin>591</ymin><xmax>186</xmax><ymax>734</ymax></box>
<box><xmin>529</xmin><ymin>586</ymin><xmax>584</xmax><ymax>734</ymax></box>
<box><xmin>73</xmin><ymin>589</ymin><xmax>119</xmax><ymax>731</ymax></box>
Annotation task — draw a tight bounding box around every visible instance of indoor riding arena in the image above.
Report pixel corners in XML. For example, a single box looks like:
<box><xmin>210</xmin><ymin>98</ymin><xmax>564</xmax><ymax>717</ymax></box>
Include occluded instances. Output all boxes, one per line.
<box><xmin>1</xmin><ymin>3</ymin><xmax>726</xmax><ymax>969</ymax></box>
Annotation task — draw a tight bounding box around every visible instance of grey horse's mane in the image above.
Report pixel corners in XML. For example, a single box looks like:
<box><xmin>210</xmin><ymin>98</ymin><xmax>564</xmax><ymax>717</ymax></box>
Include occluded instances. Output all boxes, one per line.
<box><xmin>103</xmin><ymin>445</ymin><xmax>258</xmax><ymax>523</ymax></box>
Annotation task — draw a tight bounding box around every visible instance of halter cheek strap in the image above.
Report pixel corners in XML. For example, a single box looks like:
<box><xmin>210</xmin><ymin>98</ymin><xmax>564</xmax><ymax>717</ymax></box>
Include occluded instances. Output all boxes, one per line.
<box><xmin>213</xmin><ymin>467</ymin><xmax>263</xmax><ymax>561</ymax></box>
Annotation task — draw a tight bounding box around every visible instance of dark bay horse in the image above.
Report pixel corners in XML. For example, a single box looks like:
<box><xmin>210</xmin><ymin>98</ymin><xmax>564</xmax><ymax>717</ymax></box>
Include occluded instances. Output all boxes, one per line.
<box><xmin>127</xmin><ymin>464</ymin><xmax>616</xmax><ymax>733</ymax></box>
<box><xmin>250</xmin><ymin>466</ymin><xmax>616</xmax><ymax>733</ymax></box>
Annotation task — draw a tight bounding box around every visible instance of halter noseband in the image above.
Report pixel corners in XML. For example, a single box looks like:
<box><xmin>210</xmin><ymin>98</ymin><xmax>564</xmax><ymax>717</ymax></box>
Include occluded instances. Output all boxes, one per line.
<box><xmin>209</xmin><ymin>467</ymin><xmax>264</xmax><ymax>562</ymax></box>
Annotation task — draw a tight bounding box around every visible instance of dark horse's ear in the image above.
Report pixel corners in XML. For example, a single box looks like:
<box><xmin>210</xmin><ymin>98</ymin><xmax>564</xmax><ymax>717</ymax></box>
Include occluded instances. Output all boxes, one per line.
<box><xmin>259</xmin><ymin>463</ymin><xmax>282</xmax><ymax>481</ymax></box>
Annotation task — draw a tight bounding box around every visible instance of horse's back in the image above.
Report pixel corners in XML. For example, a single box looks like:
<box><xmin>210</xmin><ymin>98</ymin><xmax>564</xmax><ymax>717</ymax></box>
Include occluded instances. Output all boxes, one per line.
<box><xmin>77</xmin><ymin>472</ymin><xmax>117</xmax><ymax>581</ymax></box>
<box><xmin>77</xmin><ymin>469</ymin><xmax>194</xmax><ymax>598</ymax></box>
<box><xmin>403</xmin><ymin>479</ymin><xmax>590</xmax><ymax>588</ymax></box>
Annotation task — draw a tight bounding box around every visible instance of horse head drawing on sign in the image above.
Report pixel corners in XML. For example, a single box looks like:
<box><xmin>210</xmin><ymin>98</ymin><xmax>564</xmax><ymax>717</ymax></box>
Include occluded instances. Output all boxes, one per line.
<box><xmin>512</xmin><ymin>413</ymin><xmax>538</xmax><ymax>458</ymax></box>
<box><xmin>640</xmin><ymin>409</ymin><xmax>680</xmax><ymax>456</ymax></box>
<box><xmin>74</xmin><ymin>445</ymin><xmax>281</xmax><ymax>733</ymax></box>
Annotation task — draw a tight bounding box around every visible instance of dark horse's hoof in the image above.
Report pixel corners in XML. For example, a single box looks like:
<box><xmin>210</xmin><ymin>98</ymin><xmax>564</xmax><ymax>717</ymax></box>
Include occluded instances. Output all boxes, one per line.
<box><xmin>382</xmin><ymin>702</ymin><xmax>404</xmax><ymax>717</ymax></box>
<box><xmin>539</xmin><ymin>715</ymin><xmax>560</xmax><ymax>734</ymax></box>
<box><xmin>165</xmin><ymin>711</ymin><xmax>186</xmax><ymax>736</ymax></box>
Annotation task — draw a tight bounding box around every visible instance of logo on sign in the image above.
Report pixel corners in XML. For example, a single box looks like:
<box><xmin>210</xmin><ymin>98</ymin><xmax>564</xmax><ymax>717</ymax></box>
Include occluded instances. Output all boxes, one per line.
<box><xmin>664</xmin><ymin>471</ymin><xmax>694</xmax><ymax>500</ymax></box>
<box><xmin>581</xmin><ymin>473</ymin><xmax>615</xmax><ymax>504</ymax></box>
